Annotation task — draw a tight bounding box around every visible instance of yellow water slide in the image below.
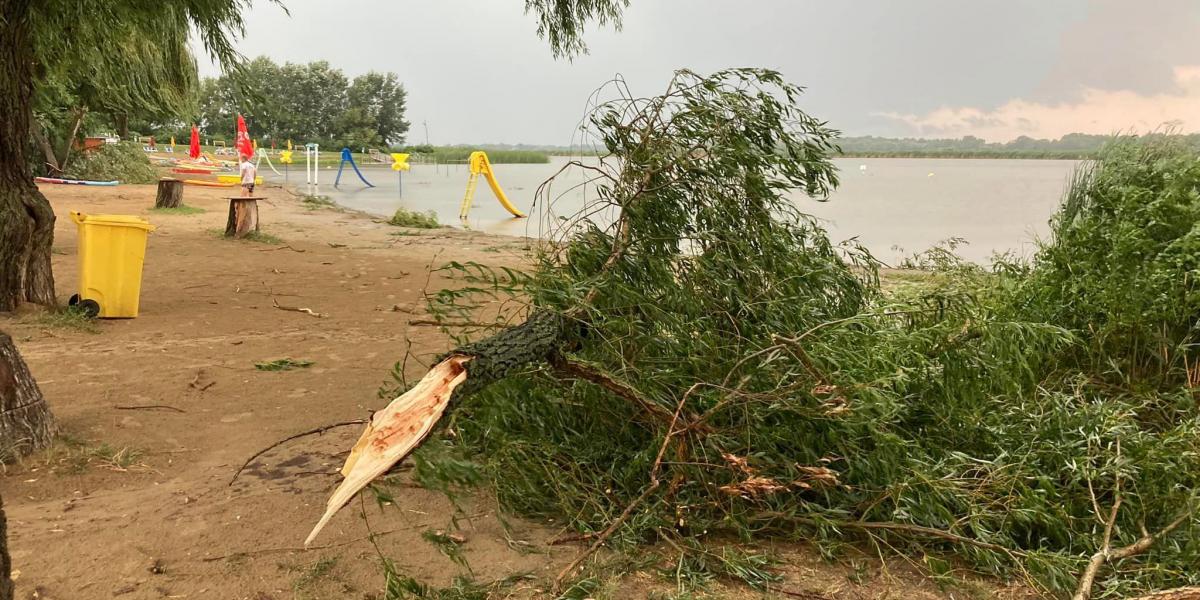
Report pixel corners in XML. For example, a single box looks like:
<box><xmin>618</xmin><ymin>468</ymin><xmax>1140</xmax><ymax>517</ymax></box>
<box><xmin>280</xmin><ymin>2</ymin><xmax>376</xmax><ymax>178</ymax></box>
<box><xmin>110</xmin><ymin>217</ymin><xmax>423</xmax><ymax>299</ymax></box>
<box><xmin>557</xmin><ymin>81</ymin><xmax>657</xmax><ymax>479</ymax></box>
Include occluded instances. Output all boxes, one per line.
<box><xmin>459</xmin><ymin>151</ymin><xmax>526</xmax><ymax>220</ymax></box>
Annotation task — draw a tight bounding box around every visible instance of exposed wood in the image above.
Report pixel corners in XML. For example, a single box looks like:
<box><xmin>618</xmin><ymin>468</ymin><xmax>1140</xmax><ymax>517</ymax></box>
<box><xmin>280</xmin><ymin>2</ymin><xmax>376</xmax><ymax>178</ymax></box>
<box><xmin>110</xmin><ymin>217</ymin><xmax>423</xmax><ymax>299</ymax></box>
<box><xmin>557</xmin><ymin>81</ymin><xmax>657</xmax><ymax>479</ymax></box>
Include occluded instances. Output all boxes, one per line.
<box><xmin>306</xmin><ymin>310</ymin><xmax>570</xmax><ymax>545</ymax></box>
<box><xmin>0</xmin><ymin>330</ymin><xmax>56</xmax><ymax>461</ymax></box>
<box><xmin>305</xmin><ymin>357</ymin><xmax>471</xmax><ymax>545</ymax></box>
<box><xmin>224</xmin><ymin>197</ymin><xmax>262</xmax><ymax>238</ymax></box>
<box><xmin>155</xmin><ymin>178</ymin><xmax>184</xmax><ymax>209</ymax></box>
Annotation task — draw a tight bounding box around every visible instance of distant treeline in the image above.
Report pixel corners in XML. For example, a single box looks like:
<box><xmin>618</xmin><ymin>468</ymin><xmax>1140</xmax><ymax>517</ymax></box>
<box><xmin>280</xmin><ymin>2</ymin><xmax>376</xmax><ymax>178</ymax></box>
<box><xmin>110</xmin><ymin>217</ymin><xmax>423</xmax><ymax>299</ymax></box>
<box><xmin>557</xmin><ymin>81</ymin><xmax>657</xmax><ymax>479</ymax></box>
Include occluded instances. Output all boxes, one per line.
<box><xmin>398</xmin><ymin>145</ymin><xmax>550</xmax><ymax>164</ymax></box>
<box><xmin>837</xmin><ymin>133</ymin><xmax>1200</xmax><ymax>159</ymax></box>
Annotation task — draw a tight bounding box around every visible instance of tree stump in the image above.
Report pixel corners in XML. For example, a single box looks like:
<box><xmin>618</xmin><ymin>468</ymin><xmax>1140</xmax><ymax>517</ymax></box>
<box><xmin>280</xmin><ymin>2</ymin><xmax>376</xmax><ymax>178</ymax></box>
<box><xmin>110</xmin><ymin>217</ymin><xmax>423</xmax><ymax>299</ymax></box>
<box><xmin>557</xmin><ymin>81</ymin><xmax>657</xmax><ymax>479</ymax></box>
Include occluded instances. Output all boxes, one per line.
<box><xmin>0</xmin><ymin>330</ymin><xmax>55</xmax><ymax>462</ymax></box>
<box><xmin>155</xmin><ymin>178</ymin><xmax>183</xmax><ymax>209</ymax></box>
<box><xmin>224</xmin><ymin>197</ymin><xmax>261</xmax><ymax>238</ymax></box>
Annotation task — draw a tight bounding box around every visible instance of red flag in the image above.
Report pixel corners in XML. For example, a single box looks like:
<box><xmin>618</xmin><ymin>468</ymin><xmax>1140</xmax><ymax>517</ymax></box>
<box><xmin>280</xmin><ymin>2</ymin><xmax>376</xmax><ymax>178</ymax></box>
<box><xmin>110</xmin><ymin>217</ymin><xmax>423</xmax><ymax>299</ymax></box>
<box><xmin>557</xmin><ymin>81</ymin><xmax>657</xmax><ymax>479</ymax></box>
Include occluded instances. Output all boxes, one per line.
<box><xmin>188</xmin><ymin>125</ymin><xmax>201</xmax><ymax>160</ymax></box>
<box><xmin>235</xmin><ymin>114</ymin><xmax>253</xmax><ymax>158</ymax></box>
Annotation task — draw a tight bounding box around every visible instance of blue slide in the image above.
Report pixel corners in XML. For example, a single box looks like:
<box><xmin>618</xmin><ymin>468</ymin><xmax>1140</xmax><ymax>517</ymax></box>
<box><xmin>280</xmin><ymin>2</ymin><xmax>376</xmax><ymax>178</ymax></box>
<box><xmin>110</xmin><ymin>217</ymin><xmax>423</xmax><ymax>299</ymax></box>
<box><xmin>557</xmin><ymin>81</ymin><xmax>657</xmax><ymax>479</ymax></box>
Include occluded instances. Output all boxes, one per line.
<box><xmin>334</xmin><ymin>147</ymin><xmax>375</xmax><ymax>188</ymax></box>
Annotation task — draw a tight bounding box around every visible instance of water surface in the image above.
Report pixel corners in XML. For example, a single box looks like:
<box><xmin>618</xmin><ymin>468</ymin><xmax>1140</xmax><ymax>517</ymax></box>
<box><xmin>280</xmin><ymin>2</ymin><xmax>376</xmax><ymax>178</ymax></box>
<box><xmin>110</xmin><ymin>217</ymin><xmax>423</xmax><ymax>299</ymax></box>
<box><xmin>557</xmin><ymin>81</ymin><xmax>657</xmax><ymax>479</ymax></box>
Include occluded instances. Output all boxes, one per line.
<box><xmin>271</xmin><ymin>157</ymin><xmax>1078</xmax><ymax>264</ymax></box>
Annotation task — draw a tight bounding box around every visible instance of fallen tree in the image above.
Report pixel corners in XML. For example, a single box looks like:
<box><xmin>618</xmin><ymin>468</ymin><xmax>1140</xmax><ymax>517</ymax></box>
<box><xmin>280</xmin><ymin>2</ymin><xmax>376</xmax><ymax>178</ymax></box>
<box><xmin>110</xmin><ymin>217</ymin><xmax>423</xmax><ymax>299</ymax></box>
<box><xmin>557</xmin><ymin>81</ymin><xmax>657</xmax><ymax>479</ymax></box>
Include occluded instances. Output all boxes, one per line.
<box><xmin>302</xmin><ymin>71</ymin><xmax>1200</xmax><ymax>598</ymax></box>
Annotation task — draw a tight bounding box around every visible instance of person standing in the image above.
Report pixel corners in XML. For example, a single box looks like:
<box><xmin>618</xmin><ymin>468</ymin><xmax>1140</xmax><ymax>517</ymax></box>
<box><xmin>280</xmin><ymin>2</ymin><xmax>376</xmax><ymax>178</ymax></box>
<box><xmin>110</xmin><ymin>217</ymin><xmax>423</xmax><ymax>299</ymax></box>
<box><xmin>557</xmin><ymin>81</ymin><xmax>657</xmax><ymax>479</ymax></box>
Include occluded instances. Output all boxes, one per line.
<box><xmin>238</xmin><ymin>154</ymin><xmax>258</xmax><ymax>197</ymax></box>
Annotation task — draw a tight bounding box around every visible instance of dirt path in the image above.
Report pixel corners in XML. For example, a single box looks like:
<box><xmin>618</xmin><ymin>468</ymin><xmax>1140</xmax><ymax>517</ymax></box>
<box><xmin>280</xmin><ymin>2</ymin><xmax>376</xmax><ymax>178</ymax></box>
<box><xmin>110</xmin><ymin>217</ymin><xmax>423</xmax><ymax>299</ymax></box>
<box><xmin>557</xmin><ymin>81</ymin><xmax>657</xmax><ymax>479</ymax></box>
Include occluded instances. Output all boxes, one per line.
<box><xmin>0</xmin><ymin>183</ymin><xmax>1030</xmax><ymax>599</ymax></box>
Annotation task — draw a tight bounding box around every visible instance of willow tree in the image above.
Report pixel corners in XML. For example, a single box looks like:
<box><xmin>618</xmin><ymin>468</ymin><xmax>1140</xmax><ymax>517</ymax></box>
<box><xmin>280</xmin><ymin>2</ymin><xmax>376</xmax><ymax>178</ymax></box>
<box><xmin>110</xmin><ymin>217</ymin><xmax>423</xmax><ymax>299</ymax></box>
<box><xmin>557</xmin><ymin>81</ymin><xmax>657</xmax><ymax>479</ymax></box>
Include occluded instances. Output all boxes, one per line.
<box><xmin>32</xmin><ymin>32</ymin><xmax>199</xmax><ymax>177</ymax></box>
<box><xmin>0</xmin><ymin>0</ymin><xmax>629</xmax><ymax>312</ymax></box>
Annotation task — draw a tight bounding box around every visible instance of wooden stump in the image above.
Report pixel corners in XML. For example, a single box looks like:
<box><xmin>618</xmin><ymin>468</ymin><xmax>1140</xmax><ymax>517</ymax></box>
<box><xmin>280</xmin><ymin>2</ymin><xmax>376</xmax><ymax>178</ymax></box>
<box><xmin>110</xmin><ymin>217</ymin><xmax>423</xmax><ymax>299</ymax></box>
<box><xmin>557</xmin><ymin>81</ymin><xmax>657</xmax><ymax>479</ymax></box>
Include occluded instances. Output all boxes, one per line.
<box><xmin>0</xmin><ymin>330</ymin><xmax>55</xmax><ymax>462</ymax></box>
<box><xmin>224</xmin><ymin>197</ymin><xmax>261</xmax><ymax>238</ymax></box>
<box><xmin>155</xmin><ymin>178</ymin><xmax>183</xmax><ymax>209</ymax></box>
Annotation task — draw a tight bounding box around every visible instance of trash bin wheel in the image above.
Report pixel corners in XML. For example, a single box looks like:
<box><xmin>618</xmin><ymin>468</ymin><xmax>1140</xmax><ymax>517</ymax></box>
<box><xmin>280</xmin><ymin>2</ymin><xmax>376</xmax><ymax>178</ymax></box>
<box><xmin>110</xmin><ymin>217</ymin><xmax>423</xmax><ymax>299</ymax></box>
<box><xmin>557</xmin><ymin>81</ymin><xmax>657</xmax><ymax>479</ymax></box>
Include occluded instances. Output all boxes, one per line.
<box><xmin>78</xmin><ymin>299</ymin><xmax>100</xmax><ymax>318</ymax></box>
<box><xmin>68</xmin><ymin>294</ymin><xmax>80</xmax><ymax>306</ymax></box>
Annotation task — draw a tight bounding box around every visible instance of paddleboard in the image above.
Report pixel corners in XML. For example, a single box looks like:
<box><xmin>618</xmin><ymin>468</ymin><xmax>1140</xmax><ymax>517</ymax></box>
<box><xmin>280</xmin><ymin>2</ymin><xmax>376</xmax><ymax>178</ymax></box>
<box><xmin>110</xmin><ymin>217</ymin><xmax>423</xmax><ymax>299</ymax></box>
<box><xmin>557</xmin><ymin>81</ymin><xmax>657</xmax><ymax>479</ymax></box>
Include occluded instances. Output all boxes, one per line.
<box><xmin>34</xmin><ymin>177</ymin><xmax>119</xmax><ymax>186</ymax></box>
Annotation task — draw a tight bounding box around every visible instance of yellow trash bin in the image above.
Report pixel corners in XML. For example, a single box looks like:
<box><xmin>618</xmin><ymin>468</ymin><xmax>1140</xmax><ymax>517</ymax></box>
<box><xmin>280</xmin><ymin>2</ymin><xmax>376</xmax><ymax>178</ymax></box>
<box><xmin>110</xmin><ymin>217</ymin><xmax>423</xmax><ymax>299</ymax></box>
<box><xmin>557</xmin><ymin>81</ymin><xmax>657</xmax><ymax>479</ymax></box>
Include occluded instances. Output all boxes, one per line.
<box><xmin>68</xmin><ymin>211</ymin><xmax>155</xmax><ymax>318</ymax></box>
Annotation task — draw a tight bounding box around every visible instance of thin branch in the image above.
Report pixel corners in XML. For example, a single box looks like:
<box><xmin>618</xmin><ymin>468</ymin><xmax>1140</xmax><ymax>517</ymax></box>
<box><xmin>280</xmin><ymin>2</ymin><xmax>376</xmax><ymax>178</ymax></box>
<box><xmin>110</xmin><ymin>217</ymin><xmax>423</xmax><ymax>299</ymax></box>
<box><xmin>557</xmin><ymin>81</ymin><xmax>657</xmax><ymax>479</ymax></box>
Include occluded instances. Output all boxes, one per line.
<box><xmin>114</xmin><ymin>404</ymin><xmax>185</xmax><ymax>413</ymax></box>
<box><xmin>228</xmin><ymin>420</ymin><xmax>366</xmax><ymax>486</ymax></box>
<box><xmin>272</xmin><ymin>298</ymin><xmax>325</xmax><ymax>318</ymax></box>
<box><xmin>553</xmin><ymin>384</ymin><xmax>696</xmax><ymax>590</ymax></box>
<box><xmin>765</xmin><ymin>513</ymin><xmax>1029</xmax><ymax>559</ymax></box>
<box><xmin>549</xmin><ymin>355</ymin><xmax>678</xmax><ymax>424</ymax></box>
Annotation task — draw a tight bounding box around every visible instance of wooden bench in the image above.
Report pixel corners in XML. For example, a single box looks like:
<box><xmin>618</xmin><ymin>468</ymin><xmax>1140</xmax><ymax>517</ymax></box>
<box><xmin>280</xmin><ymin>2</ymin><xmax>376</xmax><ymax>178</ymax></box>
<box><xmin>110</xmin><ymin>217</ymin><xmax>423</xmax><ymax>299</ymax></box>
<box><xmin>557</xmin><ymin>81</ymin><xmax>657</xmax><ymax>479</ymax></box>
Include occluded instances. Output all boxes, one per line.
<box><xmin>225</xmin><ymin>196</ymin><xmax>265</xmax><ymax>238</ymax></box>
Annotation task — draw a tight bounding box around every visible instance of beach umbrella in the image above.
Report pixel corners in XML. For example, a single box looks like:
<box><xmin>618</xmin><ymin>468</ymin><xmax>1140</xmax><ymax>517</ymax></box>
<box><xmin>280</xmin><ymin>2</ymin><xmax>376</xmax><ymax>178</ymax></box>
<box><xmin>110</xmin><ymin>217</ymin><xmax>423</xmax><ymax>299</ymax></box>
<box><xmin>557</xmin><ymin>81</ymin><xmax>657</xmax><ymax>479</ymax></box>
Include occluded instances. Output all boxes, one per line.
<box><xmin>235</xmin><ymin>114</ymin><xmax>253</xmax><ymax>158</ymax></box>
<box><xmin>188</xmin><ymin>126</ymin><xmax>201</xmax><ymax>160</ymax></box>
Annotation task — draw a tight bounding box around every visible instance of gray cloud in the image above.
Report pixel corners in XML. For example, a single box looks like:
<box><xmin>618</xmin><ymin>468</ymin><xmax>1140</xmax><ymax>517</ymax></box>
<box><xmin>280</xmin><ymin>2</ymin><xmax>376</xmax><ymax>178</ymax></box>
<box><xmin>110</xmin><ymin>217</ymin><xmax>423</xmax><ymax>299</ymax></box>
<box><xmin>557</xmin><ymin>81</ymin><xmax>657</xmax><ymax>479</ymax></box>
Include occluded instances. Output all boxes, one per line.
<box><xmin>193</xmin><ymin>0</ymin><xmax>1194</xmax><ymax>144</ymax></box>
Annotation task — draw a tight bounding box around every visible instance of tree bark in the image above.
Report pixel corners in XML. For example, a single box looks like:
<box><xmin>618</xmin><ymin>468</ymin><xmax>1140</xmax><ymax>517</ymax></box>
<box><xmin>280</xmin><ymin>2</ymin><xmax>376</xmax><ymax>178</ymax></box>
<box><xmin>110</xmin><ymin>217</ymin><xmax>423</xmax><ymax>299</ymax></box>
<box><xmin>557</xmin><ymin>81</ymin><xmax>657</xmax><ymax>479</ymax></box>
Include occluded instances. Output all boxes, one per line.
<box><xmin>155</xmin><ymin>178</ymin><xmax>184</xmax><ymax>209</ymax></box>
<box><xmin>0</xmin><ymin>493</ymin><xmax>11</xmax><ymax>600</ymax></box>
<box><xmin>0</xmin><ymin>0</ymin><xmax>58</xmax><ymax>311</ymax></box>
<box><xmin>224</xmin><ymin>198</ymin><xmax>259</xmax><ymax>238</ymax></box>
<box><xmin>0</xmin><ymin>331</ymin><xmax>56</xmax><ymax>461</ymax></box>
<box><xmin>306</xmin><ymin>310</ymin><xmax>568</xmax><ymax>544</ymax></box>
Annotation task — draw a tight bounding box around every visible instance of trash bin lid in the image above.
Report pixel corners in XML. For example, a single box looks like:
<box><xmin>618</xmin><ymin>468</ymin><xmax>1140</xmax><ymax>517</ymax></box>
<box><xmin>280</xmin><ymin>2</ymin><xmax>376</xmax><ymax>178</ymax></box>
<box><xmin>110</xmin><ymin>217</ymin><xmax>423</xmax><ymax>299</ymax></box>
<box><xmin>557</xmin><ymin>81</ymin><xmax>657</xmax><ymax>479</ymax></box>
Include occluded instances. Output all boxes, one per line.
<box><xmin>70</xmin><ymin>212</ymin><xmax>155</xmax><ymax>231</ymax></box>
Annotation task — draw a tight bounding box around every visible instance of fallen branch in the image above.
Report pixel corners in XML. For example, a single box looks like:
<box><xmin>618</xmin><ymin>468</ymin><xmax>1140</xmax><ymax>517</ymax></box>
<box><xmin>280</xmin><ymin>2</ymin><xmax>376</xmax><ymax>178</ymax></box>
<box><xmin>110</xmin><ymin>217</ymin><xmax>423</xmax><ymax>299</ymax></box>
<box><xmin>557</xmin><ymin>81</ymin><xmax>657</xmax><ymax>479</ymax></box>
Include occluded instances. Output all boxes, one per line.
<box><xmin>553</xmin><ymin>385</ymin><xmax>695</xmax><ymax>590</ymax></box>
<box><xmin>762</xmin><ymin>513</ymin><xmax>1029</xmax><ymax>559</ymax></box>
<box><xmin>272</xmin><ymin>298</ymin><xmax>325</xmax><ymax>318</ymax></box>
<box><xmin>1073</xmin><ymin>508</ymin><xmax>1194</xmax><ymax>600</ymax></box>
<box><xmin>550</xmin><ymin>355</ymin><xmax>679</xmax><ymax>425</ymax></box>
<box><xmin>1130</xmin><ymin>587</ymin><xmax>1200</xmax><ymax>600</ymax></box>
<box><xmin>229</xmin><ymin>419</ymin><xmax>367</xmax><ymax>486</ymax></box>
<box><xmin>765</xmin><ymin>586</ymin><xmax>835</xmax><ymax>600</ymax></box>
<box><xmin>114</xmin><ymin>404</ymin><xmax>185</xmax><ymax>413</ymax></box>
<box><xmin>408</xmin><ymin>319</ymin><xmax>504</xmax><ymax>329</ymax></box>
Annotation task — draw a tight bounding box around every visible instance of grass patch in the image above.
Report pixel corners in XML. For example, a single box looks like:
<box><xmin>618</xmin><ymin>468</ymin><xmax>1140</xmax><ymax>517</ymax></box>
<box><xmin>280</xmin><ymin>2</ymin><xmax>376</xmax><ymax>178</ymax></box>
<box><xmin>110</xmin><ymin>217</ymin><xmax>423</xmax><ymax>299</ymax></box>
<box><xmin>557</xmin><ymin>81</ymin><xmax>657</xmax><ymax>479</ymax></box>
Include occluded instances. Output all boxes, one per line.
<box><xmin>288</xmin><ymin>556</ymin><xmax>339</xmax><ymax>598</ymax></box>
<box><xmin>150</xmin><ymin>204</ymin><xmax>205</xmax><ymax>215</ymax></box>
<box><xmin>255</xmin><ymin>358</ymin><xmax>314</xmax><ymax>371</ymax></box>
<box><xmin>301</xmin><ymin>195</ymin><xmax>336</xmax><ymax>209</ymax></box>
<box><xmin>209</xmin><ymin>227</ymin><xmax>284</xmax><ymax>245</ymax></box>
<box><xmin>243</xmin><ymin>231</ymin><xmax>283</xmax><ymax>244</ymax></box>
<box><xmin>27</xmin><ymin>306</ymin><xmax>99</xmax><ymax>333</ymax></box>
<box><xmin>388</xmin><ymin>208</ymin><xmax>440</xmax><ymax>229</ymax></box>
<box><xmin>41</xmin><ymin>436</ymin><xmax>146</xmax><ymax>474</ymax></box>
<box><xmin>389</xmin><ymin>230</ymin><xmax>423</xmax><ymax>237</ymax></box>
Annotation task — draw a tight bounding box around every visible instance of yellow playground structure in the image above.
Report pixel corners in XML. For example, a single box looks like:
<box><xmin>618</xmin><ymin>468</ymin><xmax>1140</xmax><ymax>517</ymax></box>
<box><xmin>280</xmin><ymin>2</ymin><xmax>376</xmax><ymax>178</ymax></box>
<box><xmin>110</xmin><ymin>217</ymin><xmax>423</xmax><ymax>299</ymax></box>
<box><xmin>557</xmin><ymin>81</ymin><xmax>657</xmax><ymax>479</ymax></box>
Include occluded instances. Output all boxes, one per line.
<box><xmin>459</xmin><ymin>151</ymin><xmax>526</xmax><ymax>220</ymax></box>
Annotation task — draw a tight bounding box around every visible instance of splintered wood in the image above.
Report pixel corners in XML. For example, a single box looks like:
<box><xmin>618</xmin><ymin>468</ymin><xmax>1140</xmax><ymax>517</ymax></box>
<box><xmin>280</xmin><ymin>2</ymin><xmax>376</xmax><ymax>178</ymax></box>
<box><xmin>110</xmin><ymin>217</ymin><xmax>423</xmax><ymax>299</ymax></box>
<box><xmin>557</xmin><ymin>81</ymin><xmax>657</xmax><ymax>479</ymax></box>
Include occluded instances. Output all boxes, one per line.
<box><xmin>304</xmin><ymin>355</ymin><xmax>471</xmax><ymax>546</ymax></box>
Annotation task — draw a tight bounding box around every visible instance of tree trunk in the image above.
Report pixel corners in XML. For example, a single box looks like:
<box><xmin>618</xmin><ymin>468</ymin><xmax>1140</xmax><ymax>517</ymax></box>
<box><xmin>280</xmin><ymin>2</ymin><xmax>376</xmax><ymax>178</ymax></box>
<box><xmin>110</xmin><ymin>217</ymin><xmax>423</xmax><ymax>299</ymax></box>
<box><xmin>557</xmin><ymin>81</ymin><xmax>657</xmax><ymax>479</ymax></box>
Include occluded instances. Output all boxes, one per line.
<box><xmin>0</xmin><ymin>0</ymin><xmax>57</xmax><ymax>311</ymax></box>
<box><xmin>0</xmin><ymin>493</ymin><xmax>12</xmax><ymax>600</ymax></box>
<box><xmin>224</xmin><ymin>198</ymin><xmax>259</xmax><ymax>238</ymax></box>
<box><xmin>155</xmin><ymin>178</ymin><xmax>184</xmax><ymax>209</ymax></box>
<box><xmin>114</xmin><ymin>112</ymin><xmax>128</xmax><ymax>140</ymax></box>
<box><xmin>0</xmin><ymin>331</ymin><xmax>55</xmax><ymax>461</ymax></box>
<box><xmin>306</xmin><ymin>310</ymin><xmax>568</xmax><ymax>544</ymax></box>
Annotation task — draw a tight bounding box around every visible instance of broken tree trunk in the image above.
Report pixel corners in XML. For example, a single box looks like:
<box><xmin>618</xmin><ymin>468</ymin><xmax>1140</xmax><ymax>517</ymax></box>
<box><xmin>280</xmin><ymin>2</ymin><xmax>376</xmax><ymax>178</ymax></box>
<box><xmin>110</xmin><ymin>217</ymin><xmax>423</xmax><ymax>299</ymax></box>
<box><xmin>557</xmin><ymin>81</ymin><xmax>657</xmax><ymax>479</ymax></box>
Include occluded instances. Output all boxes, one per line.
<box><xmin>155</xmin><ymin>178</ymin><xmax>183</xmax><ymax>209</ymax></box>
<box><xmin>0</xmin><ymin>330</ymin><xmax>55</xmax><ymax>461</ymax></box>
<box><xmin>224</xmin><ymin>197</ymin><xmax>260</xmax><ymax>238</ymax></box>
<box><xmin>306</xmin><ymin>310</ymin><xmax>566</xmax><ymax>544</ymax></box>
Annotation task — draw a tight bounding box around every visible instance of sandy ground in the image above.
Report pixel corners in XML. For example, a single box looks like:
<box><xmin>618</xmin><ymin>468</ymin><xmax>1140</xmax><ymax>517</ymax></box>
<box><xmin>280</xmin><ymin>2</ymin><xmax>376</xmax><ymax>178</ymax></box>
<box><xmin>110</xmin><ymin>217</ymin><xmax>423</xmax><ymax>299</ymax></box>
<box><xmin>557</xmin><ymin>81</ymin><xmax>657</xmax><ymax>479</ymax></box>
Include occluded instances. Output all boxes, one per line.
<box><xmin>0</xmin><ymin>182</ymin><xmax>1031</xmax><ymax>599</ymax></box>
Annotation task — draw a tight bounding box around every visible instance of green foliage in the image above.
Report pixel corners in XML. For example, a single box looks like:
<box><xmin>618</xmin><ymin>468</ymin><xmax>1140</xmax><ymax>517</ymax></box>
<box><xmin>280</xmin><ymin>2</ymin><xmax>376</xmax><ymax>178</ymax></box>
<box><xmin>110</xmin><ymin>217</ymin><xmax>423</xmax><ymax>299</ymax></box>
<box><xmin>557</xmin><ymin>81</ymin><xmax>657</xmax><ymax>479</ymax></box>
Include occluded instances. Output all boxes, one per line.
<box><xmin>199</xmin><ymin>57</ymin><xmax>409</xmax><ymax>147</ymax></box>
<box><xmin>254</xmin><ymin>358</ymin><xmax>314</xmax><ymax>371</ymax></box>
<box><xmin>389</xmin><ymin>208</ymin><xmax>440</xmax><ymax>229</ymax></box>
<box><xmin>524</xmin><ymin>0</ymin><xmax>629</xmax><ymax>58</ymax></box>
<box><xmin>412</xmin><ymin>70</ymin><xmax>1200</xmax><ymax>596</ymax></box>
<box><xmin>65</xmin><ymin>143</ymin><xmax>158</xmax><ymax>184</ymax></box>
<box><xmin>1017</xmin><ymin>137</ymin><xmax>1200</xmax><ymax>384</ymax></box>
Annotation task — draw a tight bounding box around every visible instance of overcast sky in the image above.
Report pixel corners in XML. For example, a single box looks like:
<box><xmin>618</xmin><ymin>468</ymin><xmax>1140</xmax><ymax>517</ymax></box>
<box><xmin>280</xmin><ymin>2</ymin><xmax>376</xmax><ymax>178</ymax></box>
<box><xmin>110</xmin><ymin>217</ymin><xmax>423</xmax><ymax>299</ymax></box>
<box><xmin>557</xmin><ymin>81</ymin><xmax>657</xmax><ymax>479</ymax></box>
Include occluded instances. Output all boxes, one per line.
<box><xmin>194</xmin><ymin>0</ymin><xmax>1200</xmax><ymax>145</ymax></box>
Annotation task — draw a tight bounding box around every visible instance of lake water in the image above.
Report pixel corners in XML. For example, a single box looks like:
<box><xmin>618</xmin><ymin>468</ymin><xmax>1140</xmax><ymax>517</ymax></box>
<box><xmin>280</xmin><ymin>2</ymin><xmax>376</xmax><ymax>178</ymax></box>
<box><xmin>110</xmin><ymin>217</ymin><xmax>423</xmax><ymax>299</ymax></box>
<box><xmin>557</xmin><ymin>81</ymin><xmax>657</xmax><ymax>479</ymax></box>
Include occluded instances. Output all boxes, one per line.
<box><xmin>269</xmin><ymin>156</ymin><xmax>1079</xmax><ymax>265</ymax></box>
